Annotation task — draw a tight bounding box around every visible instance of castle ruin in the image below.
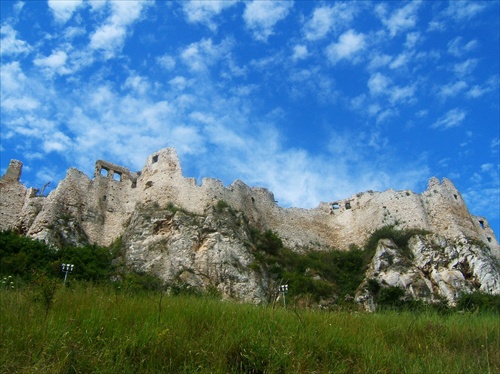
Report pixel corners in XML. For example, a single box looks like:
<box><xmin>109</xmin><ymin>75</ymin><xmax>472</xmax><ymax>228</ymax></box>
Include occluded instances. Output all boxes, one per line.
<box><xmin>1</xmin><ymin>148</ymin><xmax>498</xmax><ymax>254</ymax></box>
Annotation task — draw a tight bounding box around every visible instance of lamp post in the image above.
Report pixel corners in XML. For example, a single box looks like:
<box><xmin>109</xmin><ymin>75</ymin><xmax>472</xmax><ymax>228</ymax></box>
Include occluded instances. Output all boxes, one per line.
<box><xmin>279</xmin><ymin>284</ymin><xmax>289</xmax><ymax>307</ymax></box>
<box><xmin>61</xmin><ymin>263</ymin><xmax>74</xmax><ymax>283</ymax></box>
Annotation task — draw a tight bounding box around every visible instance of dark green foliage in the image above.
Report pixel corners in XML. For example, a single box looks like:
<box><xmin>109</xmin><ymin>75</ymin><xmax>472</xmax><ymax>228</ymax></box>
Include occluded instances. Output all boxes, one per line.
<box><xmin>170</xmin><ymin>282</ymin><xmax>202</xmax><ymax>297</ymax></box>
<box><xmin>366</xmin><ymin>278</ymin><xmax>381</xmax><ymax>294</ymax></box>
<box><xmin>118</xmin><ymin>271</ymin><xmax>165</xmax><ymax>293</ymax></box>
<box><xmin>250</xmin><ymin>228</ymin><xmax>371</xmax><ymax>301</ymax></box>
<box><xmin>30</xmin><ymin>271</ymin><xmax>60</xmax><ymax>318</ymax></box>
<box><xmin>57</xmin><ymin>244</ymin><xmax>113</xmax><ymax>282</ymax></box>
<box><xmin>251</xmin><ymin>229</ymin><xmax>284</xmax><ymax>256</ymax></box>
<box><xmin>377</xmin><ymin>286</ymin><xmax>406</xmax><ymax>309</ymax></box>
<box><xmin>215</xmin><ymin>199</ymin><xmax>230</xmax><ymax>211</ymax></box>
<box><xmin>364</xmin><ymin>225</ymin><xmax>431</xmax><ymax>260</ymax></box>
<box><xmin>0</xmin><ymin>231</ymin><xmax>113</xmax><ymax>282</ymax></box>
<box><xmin>165</xmin><ymin>201</ymin><xmax>179</xmax><ymax>213</ymax></box>
<box><xmin>457</xmin><ymin>292</ymin><xmax>500</xmax><ymax>314</ymax></box>
<box><xmin>0</xmin><ymin>231</ymin><xmax>57</xmax><ymax>278</ymax></box>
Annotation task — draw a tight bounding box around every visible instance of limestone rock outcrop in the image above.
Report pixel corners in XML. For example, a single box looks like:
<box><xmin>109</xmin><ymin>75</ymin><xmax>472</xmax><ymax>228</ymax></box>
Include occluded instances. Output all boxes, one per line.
<box><xmin>118</xmin><ymin>203</ymin><xmax>270</xmax><ymax>303</ymax></box>
<box><xmin>1</xmin><ymin>147</ymin><xmax>499</xmax><ymax>305</ymax></box>
<box><xmin>355</xmin><ymin>235</ymin><xmax>500</xmax><ymax>311</ymax></box>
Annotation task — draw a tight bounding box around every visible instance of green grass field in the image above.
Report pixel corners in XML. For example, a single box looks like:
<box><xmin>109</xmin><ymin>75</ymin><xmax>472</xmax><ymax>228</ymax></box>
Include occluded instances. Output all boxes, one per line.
<box><xmin>1</xmin><ymin>283</ymin><xmax>498</xmax><ymax>373</ymax></box>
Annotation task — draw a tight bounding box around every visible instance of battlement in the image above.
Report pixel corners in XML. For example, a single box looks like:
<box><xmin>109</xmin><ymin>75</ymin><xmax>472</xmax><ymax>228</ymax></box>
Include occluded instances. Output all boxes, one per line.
<box><xmin>0</xmin><ymin>159</ymin><xmax>23</xmax><ymax>183</ymax></box>
<box><xmin>94</xmin><ymin>160</ymin><xmax>139</xmax><ymax>187</ymax></box>
<box><xmin>1</xmin><ymin>148</ymin><xmax>498</xmax><ymax>252</ymax></box>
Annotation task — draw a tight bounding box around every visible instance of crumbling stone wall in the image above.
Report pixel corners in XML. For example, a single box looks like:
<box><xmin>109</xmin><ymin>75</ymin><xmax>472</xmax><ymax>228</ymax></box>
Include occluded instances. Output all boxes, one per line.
<box><xmin>1</xmin><ymin>148</ymin><xmax>498</xmax><ymax>254</ymax></box>
<box><xmin>0</xmin><ymin>160</ymin><xmax>28</xmax><ymax>232</ymax></box>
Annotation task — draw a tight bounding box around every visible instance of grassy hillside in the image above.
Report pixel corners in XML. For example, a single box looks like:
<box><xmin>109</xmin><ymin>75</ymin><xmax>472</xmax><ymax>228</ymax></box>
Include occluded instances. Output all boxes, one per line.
<box><xmin>1</xmin><ymin>283</ymin><xmax>498</xmax><ymax>373</ymax></box>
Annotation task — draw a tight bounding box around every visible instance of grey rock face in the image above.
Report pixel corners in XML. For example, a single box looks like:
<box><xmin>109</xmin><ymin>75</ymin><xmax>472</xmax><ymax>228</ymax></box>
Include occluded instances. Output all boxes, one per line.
<box><xmin>1</xmin><ymin>148</ymin><xmax>499</xmax><ymax>306</ymax></box>
<box><xmin>118</xmin><ymin>203</ymin><xmax>270</xmax><ymax>303</ymax></box>
<box><xmin>356</xmin><ymin>235</ymin><xmax>500</xmax><ymax>311</ymax></box>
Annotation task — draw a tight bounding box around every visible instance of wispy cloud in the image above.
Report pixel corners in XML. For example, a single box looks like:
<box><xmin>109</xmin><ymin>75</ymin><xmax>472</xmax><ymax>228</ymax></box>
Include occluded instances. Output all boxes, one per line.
<box><xmin>181</xmin><ymin>0</ymin><xmax>238</xmax><ymax>31</ymax></box>
<box><xmin>0</xmin><ymin>24</ymin><xmax>31</xmax><ymax>56</ymax></box>
<box><xmin>303</xmin><ymin>3</ymin><xmax>358</xmax><ymax>41</ymax></box>
<box><xmin>376</xmin><ymin>1</ymin><xmax>420</xmax><ymax>37</ymax></box>
<box><xmin>431</xmin><ymin>108</ymin><xmax>467</xmax><ymax>130</ymax></box>
<box><xmin>48</xmin><ymin>0</ymin><xmax>84</xmax><ymax>23</ymax></box>
<box><xmin>326</xmin><ymin>29</ymin><xmax>365</xmax><ymax>64</ymax></box>
<box><xmin>447</xmin><ymin>37</ymin><xmax>478</xmax><ymax>57</ymax></box>
<box><xmin>243</xmin><ymin>0</ymin><xmax>293</xmax><ymax>41</ymax></box>
<box><xmin>89</xmin><ymin>1</ymin><xmax>151</xmax><ymax>58</ymax></box>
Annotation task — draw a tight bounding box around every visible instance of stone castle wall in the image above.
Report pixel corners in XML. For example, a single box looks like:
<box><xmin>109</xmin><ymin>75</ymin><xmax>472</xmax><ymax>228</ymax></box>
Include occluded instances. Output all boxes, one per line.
<box><xmin>1</xmin><ymin>148</ymin><xmax>498</xmax><ymax>253</ymax></box>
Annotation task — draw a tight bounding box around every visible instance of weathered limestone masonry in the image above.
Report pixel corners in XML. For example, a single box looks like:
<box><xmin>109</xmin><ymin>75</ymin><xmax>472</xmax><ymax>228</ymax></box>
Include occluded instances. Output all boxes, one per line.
<box><xmin>1</xmin><ymin>147</ymin><xmax>498</xmax><ymax>254</ymax></box>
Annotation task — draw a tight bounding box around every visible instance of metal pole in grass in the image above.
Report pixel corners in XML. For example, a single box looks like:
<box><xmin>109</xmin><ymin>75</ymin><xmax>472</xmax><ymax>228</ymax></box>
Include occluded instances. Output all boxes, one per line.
<box><xmin>61</xmin><ymin>263</ymin><xmax>74</xmax><ymax>283</ymax></box>
<box><xmin>279</xmin><ymin>284</ymin><xmax>289</xmax><ymax>307</ymax></box>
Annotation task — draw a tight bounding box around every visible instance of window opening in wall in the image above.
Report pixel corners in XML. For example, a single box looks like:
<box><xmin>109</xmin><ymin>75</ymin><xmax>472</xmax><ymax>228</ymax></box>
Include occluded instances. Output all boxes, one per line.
<box><xmin>454</xmin><ymin>194</ymin><xmax>458</xmax><ymax>200</ymax></box>
<box><xmin>113</xmin><ymin>172</ymin><xmax>122</xmax><ymax>182</ymax></box>
<box><xmin>131</xmin><ymin>181</ymin><xmax>137</xmax><ymax>188</ymax></box>
<box><xmin>332</xmin><ymin>203</ymin><xmax>340</xmax><ymax>210</ymax></box>
<box><xmin>103</xmin><ymin>195</ymin><xmax>107</xmax><ymax>201</ymax></box>
<box><xmin>479</xmin><ymin>220</ymin><xmax>485</xmax><ymax>229</ymax></box>
<box><xmin>487</xmin><ymin>237</ymin><xmax>491</xmax><ymax>242</ymax></box>
<box><xmin>100</xmin><ymin>168</ymin><xmax>109</xmax><ymax>177</ymax></box>
<box><xmin>345</xmin><ymin>202</ymin><xmax>351</xmax><ymax>210</ymax></box>
<box><xmin>152</xmin><ymin>155</ymin><xmax>159</xmax><ymax>163</ymax></box>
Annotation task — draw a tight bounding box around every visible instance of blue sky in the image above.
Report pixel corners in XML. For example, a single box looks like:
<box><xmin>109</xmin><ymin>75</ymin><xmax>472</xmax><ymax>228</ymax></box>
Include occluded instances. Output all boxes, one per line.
<box><xmin>1</xmin><ymin>1</ymin><xmax>499</xmax><ymax>236</ymax></box>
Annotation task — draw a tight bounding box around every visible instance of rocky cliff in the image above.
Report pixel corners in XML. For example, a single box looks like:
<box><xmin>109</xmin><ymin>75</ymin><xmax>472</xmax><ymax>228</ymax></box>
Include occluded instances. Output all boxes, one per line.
<box><xmin>1</xmin><ymin>148</ymin><xmax>499</xmax><ymax>307</ymax></box>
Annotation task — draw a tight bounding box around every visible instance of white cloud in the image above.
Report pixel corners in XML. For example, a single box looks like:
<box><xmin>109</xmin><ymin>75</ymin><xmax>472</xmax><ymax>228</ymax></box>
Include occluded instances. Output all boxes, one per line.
<box><xmin>491</xmin><ymin>138</ymin><xmax>500</xmax><ymax>153</ymax></box>
<box><xmin>122</xmin><ymin>74</ymin><xmax>150</xmax><ymax>96</ymax></box>
<box><xmin>2</xmin><ymin>96</ymin><xmax>40</xmax><ymax>112</ymax></box>
<box><xmin>404</xmin><ymin>32</ymin><xmax>420</xmax><ymax>49</ymax></box>
<box><xmin>1</xmin><ymin>61</ymin><xmax>25</xmax><ymax>93</ymax></box>
<box><xmin>389</xmin><ymin>52</ymin><xmax>410</xmax><ymax>69</ymax></box>
<box><xmin>326</xmin><ymin>29</ymin><xmax>365</xmax><ymax>64</ymax></box>
<box><xmin>157</xmin><ymin>54</ymin><xmax>176</xmax><ymax>70</ymax></box>
<box><xmin>368</xmin><ymin>53</ymin><xmax>392</xmax><ymax>70</ymax></box>
<box><xmin>367</xmin><ymin>72</ymin><xmax>415</xmax><ymax>107</ymax></box>
<box><xmin>291</xmin><ymin>44</ymin><xmax>308</xmax><ymax>60</ymax></box>
<box><xmin>0</xmin><ymin>61</ymin><xmax>41</xmax><ymax>113</ymax></box>
<box><xmin>431</xmin><ymin>108</ymin><xmax>466</xmax><ymax>130</ymax></box>
<box><xmin>33</xmin><ymin>50</ymin><xmax>69</xmax><ymax>75</ymax></box>
<box><xmin>48</xmin><ymin>0</ymin><xmax>84</xmax><ymax>23</ymax></box>
<box><xmin>376</xmin><ymin>1</ymin><xmax>420</xmax><ymax>37</ymax></box>
<box><xmin>182</xmin><ymin>0</ymin><xmax>238</xmax><ymax>31</ymax></box>
<box><xmin>0</xmin><ymin>24</ymin><xmax>31</xmax><ymax>56</ymax></box>
<box><xmin>89</xmin><ymin>1</ymin><xmax>151</xmax><ymax>58</ymax></box>
<box><xmin>368</xmin><ymin>72</ymin><xmax>390</xmax><ymax>96</ymax></box>
<box><xmin>43</xmin><ymin>131</ymin><xmax>72</xmax><ymax>153</ymax></box>
<box><xmin>288</xmin><ymin>67</ymin><xmax>336</xmax><ymax>103</ymax></box>
<box><xmin>438</xmin><ymin>81</ymin><xmax>468</xmax><ymax>99</ymax></box>
<box><xmin>447</xmin><ymin>37</ymin><xmax>478</xmax><ymax>57</ymax></box>
<box><xmin>466</xmin><ymin>76</ymin><xmax>498</xmax><ymax>98</ymax></box>
<box><xmin>180</xmin><ymin>38</ymin><xmax>233</xmax><ymax>73</ymax></box>
<box><xmin>243</xmin><ymin>0</ymin><xmax>293</xmax><ymax>41</ymax></box>
<box><xmin>389</xmin><ymin>85</ymin><xmax>415</xmax><ymax>105</ymax></box>
<box><xmin>444</xmin><ymin>1</ymin><xmax>487</xmax><ymax>21</ymax></box>
<box><xmin>169</xmin><ymin>76</ymin><xmax>189</xmax><ymax>91</ymax></box>
<box><xmin>303</xmin><ymin>3</ymin><xmax>357</xmax><ymax>41</ymax></box>
<box><xmin>453</xmin><ymin>58</ymin><xmax>477</xmax><ymax>77</ymax></box>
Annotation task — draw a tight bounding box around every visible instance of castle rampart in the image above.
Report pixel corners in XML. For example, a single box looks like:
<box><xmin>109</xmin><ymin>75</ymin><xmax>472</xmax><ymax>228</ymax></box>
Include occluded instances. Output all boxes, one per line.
<box><xmin>1</xmin><ymin>148</ymin><xmax>498</xmax><ymax>253</ymax></box>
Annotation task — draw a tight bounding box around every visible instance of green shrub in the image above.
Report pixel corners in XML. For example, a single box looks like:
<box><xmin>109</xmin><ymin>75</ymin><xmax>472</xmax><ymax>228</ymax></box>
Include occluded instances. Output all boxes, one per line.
<box><xmin>0</xmin><ymin>231</ymin><xmax>114</xmax><ymax>283</ymax></box>
<box><xmin>215</xmin><ymin>200</ymin><xmax>230</xmax><ymax>211</ymax></box>
<box><xmin>30</xmin><ymin>271</ymin><xmax>60</xmax><ymax>318</ymax></box>
<box><xmin>0</xmin><ymin>231</ymin><xmax>57</xmax><ymax>279</ymax></box>
<box><xmin>456</xmin><ymin>292</ymin><xmax>500</xmax><ymax>314</ymax></box>
<box><xmin>364</xmin><ymin>225</ymin><xmax>431</xmax><ymax>260</ymax></box>
<box><xmin>377</xmin><ymin>286</ymin><xmax>406</xmax><ymax>309</ymax></box>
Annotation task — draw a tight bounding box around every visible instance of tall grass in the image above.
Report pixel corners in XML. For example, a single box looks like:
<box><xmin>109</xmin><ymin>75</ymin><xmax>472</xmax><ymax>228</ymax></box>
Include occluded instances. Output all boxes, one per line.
<box><xmin>1</xmin><ymin>284</ymin><xmax>498</xmax><ymax>373</ymax></box>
